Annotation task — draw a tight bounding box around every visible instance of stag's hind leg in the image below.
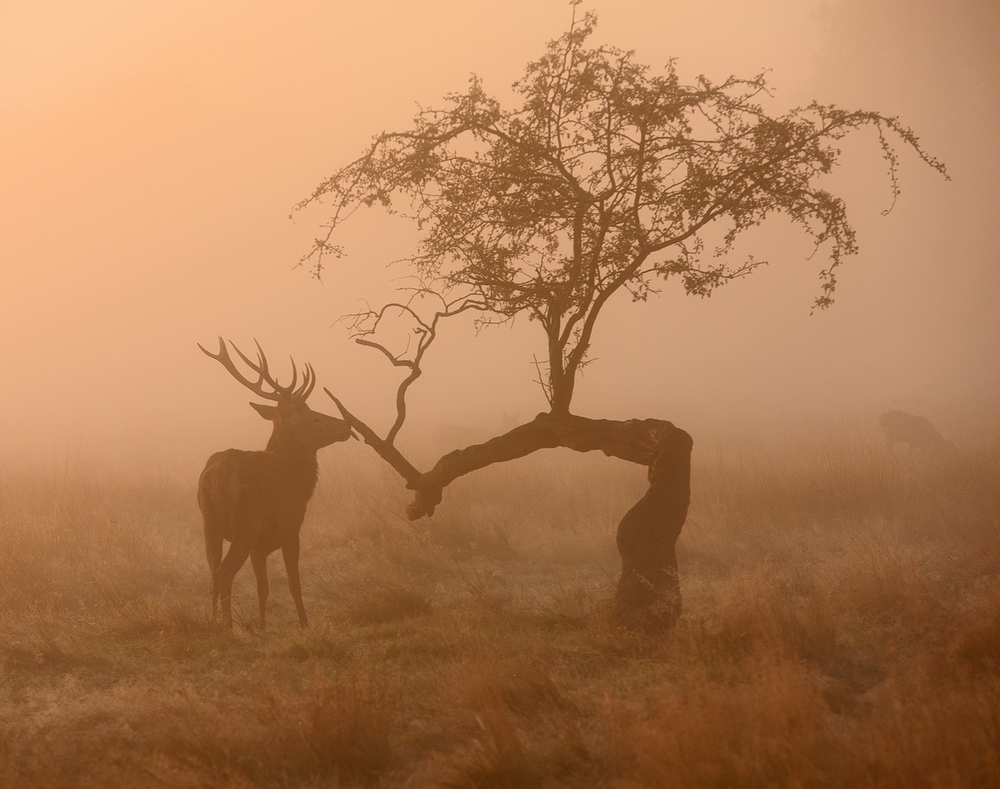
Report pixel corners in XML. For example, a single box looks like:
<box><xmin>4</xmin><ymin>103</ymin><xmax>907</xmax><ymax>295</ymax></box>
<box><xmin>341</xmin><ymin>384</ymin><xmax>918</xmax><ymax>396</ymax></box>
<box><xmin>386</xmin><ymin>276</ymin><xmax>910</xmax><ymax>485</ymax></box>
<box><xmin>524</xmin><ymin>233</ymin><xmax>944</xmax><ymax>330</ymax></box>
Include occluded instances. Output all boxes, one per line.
<box><xmin>250</xmin><ymin>549</ymin><xmax>270</xmax><ymax>629</ymax></box>
<box><xmin>199</xmin><ymin>463</ymin><xmax>237</xmax><ymax>624</ymax></box>
<box><xmin>216</xmin><ymin>532</ymin><xmax>256</xmax><ymax>629</ymax></box>
<box><xmin>200</xmin><ymin>497</ymin><xmax>224</xmax><ymax>620</ymax></box>
<box><xmin>205</xmin><ymin>534</ymin><xmax>224</xmax><ymax>620</ymax></box>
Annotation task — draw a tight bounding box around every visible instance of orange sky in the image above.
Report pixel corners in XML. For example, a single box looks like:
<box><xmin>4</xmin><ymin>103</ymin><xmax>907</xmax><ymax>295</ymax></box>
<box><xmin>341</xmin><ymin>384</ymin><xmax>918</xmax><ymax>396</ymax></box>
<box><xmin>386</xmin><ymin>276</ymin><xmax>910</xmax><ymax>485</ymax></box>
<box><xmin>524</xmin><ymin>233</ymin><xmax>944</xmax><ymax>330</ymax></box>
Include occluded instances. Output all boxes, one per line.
<box><xmin>1</xmin><ymin>0</ymin><xmax>997</xmax><ymax>469</ymax></box>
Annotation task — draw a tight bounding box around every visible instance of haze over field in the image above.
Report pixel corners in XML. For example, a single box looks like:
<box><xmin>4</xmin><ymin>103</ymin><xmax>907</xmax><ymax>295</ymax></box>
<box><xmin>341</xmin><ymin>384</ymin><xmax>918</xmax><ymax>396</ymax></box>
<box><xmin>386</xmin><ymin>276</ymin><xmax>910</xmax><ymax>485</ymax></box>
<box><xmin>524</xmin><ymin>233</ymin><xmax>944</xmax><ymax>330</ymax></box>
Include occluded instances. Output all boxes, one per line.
<box><xmin>1</xmin><ymin>0</ymin><xmax>997</xmax><ymax>469</ymax></box>
<box><xmin>2</xmin><ymin>6</ymin><xmax>999</xmax><ymax>784</ymax></box>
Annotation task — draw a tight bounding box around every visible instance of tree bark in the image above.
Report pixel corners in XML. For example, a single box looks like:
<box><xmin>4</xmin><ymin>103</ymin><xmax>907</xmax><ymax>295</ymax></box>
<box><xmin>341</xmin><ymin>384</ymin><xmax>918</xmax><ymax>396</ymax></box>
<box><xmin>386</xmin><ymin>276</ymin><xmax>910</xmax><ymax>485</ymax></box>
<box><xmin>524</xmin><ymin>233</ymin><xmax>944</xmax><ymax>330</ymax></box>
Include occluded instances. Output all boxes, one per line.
<box><xmin>614</xmin><ymin>426</ymin><xmax>693</xmax><ymax>631</ymax></box>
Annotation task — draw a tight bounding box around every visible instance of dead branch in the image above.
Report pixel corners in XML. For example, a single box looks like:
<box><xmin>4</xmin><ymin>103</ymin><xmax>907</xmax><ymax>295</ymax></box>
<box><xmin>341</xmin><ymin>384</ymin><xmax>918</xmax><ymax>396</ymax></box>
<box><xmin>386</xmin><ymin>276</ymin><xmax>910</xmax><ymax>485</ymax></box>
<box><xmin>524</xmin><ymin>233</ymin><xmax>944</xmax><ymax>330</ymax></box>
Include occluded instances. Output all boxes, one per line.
<box><xmin>338</xmin><ymin>290</ymin><xmax>488</xmax><ymax>445</ymax></box>
<box><xmin>324</xmin><ymin>397</ymin><xmax>686</xmax><ymax>520</ymax></box>
<box><xmin>325</xmin><ymin>390</ymin><xmax>423</xmax><ymax>487</ymax></box>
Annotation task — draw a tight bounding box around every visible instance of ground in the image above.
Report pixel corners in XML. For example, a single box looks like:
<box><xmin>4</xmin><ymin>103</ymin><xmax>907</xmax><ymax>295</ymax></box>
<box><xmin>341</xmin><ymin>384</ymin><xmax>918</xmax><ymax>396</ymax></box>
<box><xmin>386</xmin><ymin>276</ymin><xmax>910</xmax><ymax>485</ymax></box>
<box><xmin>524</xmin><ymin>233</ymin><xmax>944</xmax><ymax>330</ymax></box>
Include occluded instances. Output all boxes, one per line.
<box><xmin>1</xmin><ymin>423</ymin><xmax>998</xmax><ymax>787</ymax></box>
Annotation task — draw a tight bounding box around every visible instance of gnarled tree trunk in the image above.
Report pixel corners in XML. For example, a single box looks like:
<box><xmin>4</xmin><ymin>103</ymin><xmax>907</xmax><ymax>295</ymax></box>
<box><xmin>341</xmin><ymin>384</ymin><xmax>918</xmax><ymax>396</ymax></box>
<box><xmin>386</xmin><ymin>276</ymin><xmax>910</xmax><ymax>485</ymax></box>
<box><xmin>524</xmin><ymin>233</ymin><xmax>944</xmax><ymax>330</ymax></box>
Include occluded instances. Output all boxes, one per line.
<box><xmin>331</xmin><ymin>402</ymin><xmax>693</xmax><ymax>628</ymax></box>
<box><xmin>614</xmin><ymin>426</ymin><xmax>692</xmax><ymax>631</ymax></box>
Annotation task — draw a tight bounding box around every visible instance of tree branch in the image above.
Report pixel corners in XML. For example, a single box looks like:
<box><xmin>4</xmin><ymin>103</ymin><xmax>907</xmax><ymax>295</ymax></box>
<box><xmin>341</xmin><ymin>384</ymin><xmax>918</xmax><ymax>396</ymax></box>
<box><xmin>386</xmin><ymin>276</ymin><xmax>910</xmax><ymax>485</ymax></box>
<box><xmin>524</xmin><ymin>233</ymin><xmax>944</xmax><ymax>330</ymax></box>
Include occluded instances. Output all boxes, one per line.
<box><xmin>420</xmin><ymin>411</ymin><xmax>681</xmax><ymax>519</ymax></box>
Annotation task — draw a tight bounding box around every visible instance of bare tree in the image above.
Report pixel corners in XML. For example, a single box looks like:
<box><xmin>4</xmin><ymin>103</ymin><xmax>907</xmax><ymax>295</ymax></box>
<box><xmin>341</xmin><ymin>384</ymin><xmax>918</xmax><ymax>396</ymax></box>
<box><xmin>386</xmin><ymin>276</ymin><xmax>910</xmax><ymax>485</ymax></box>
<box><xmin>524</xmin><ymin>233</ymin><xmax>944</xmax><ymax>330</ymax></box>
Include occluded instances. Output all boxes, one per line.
<box><xmin>198</xmin><ymin>337</ymin><xmax>355</xmax><ymax>629</ymax></box>
<box><xmin>296</xmin><ymin>8</ymin><xmax>946</xmax><ymax>627</ymax></box>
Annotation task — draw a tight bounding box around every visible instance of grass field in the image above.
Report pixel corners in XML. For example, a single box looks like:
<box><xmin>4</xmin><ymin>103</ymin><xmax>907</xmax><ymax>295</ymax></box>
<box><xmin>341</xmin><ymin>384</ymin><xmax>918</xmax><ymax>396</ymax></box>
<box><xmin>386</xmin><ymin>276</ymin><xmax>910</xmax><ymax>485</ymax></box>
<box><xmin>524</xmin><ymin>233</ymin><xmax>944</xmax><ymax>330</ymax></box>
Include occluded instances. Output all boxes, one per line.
<box><xmin>1</xmin><ymin>424</ymin><xmax>998</xmax><ymax>788</ymax></box>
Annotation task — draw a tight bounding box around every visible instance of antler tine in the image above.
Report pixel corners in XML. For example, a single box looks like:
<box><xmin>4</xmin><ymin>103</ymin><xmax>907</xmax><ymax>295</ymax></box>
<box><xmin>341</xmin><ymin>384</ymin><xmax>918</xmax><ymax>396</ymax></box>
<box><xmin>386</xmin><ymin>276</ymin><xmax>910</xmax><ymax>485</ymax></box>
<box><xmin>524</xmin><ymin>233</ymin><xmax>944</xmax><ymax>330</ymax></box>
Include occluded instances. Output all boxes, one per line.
<box><xmin>196</xmin><ymin>335</ymin><xmax>226</xmax><ymax>363</ymax></box>
<box><xmin>200</xmin><ymin>336</ymin><xmax>284</xmax><ymax>402</ymax></box>
<box><xmin>230</xmin><ymin>340</ymin><xmax>270</xmax><ymax>385</ymax></box>
<box><xmin>200</xmin><ymin>336</ymin><xmax>318</xmax><ymax>404</ymax></box>
<box><xmin>252</xmin><ymin>340</ymin><xmax>298</xmax><ymax>398</ymax></box>
<box><xmin>285</xmin><ymin>354</ymin><xmax>300</xmax><ymax>398</ymax></box>
<box><xmin>282</xmin><ymin>357</ymin><xmax>313</xmax><ymax>403</ymax></box>
<box><xmin>236</xmin><ymin>339</ymin><xmax>285</xmax><ymax>400</ymax></box>
<box><xmin>296</xmin><ymin>363</ymin><xmax>317</xmax><ymax>401</ymax></box>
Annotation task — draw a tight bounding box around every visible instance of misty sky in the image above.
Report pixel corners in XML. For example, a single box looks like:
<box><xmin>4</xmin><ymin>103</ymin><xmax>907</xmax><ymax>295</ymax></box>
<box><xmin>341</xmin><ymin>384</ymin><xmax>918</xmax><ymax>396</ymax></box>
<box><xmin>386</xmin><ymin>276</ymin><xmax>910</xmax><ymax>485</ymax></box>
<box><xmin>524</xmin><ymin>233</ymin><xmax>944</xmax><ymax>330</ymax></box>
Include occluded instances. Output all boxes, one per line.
<box><xmin>1</xmin><ymin>0</ymin><xmax>997</xmax><ymax>468</ymax></box>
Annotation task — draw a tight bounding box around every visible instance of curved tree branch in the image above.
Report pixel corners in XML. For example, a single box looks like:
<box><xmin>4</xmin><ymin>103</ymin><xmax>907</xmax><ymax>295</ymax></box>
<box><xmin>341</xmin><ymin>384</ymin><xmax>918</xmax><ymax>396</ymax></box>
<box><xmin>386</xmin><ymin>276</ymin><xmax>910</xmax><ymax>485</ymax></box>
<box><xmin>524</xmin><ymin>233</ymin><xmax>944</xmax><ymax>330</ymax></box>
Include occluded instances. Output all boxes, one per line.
<box><xmin>325</xmin><ymin>393</ymin><xmax>687</xmax><ymax>521</ymax></box>
<box><xmin>405</xmin><ymin>411</ymin><xmax>686</xmax><ymax>518</ymax></box>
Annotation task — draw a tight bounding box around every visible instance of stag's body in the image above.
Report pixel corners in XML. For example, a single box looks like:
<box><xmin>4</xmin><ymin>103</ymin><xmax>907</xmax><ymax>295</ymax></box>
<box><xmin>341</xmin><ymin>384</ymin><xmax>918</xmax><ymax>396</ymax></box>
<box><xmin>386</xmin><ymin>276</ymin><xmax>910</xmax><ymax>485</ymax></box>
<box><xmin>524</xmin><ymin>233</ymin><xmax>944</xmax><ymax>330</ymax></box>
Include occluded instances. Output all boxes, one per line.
<box><xmin>198</xmin><ymin>338</ymin><xmax>353</xmax><ymax>629</ymax></box>
<box><xmin>879</xmin><ymin>409</ymin><xmax>953</xmax><ymax>454</ymax></box>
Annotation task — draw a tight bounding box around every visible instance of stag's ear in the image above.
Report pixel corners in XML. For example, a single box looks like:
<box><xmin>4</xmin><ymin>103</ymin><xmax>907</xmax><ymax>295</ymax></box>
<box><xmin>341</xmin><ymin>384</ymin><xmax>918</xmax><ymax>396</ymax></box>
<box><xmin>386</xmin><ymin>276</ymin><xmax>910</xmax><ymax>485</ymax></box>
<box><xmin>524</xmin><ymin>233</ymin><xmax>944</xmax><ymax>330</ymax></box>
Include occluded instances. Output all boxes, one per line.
<box><xmin>249</xmin><ymin>402</ymin><xmax>280</xmax><ymax>421</ymax></box>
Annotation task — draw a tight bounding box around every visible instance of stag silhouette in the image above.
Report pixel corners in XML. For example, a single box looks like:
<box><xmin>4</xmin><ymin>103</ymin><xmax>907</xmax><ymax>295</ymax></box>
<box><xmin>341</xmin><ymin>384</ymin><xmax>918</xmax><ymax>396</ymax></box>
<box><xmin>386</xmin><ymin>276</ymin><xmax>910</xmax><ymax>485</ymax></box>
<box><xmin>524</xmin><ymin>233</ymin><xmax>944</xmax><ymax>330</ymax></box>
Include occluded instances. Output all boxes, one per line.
<box><xmin>198</xmin><ymin>337</ymin><xmax>354</xmax><ymax>629</ymax></box>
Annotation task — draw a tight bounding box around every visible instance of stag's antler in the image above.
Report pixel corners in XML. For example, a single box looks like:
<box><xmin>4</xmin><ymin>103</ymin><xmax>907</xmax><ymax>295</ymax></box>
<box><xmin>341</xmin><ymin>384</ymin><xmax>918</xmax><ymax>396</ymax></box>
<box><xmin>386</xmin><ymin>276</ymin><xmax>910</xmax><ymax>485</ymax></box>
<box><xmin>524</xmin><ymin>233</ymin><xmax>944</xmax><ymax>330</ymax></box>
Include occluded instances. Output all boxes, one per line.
<box><xmin>198</xmin><ymin>336</ymin><xmax>315</xmax><ymax>403</ymax></box>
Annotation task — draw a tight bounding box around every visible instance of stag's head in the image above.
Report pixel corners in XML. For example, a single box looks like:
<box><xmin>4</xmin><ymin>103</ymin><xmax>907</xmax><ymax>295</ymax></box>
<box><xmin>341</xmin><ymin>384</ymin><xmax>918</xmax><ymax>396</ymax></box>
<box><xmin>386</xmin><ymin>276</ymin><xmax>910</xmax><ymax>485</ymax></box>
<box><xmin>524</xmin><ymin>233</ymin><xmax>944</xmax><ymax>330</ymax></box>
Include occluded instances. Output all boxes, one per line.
<box><xmin>199</xmin><ymin>337</ymin><xmax>355</xmax><ymax>450</ymax></box>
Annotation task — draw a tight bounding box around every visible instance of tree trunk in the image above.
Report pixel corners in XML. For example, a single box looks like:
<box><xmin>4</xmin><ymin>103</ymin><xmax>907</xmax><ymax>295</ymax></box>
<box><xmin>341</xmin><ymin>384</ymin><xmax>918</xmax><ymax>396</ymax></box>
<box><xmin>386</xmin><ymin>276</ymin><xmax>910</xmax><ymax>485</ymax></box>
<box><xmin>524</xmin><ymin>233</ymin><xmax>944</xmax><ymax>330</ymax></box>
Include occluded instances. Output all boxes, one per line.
<box><xmin>549</xmin><ymin>370</ymin><xmax>575</xmax><ymax>416</ymax></box>
<box><xmin>409</xmin><ymin>413</ymin><xmax>694</xmax><ymax>630</ymax></box>
<box><xmin>330</xmin><ymin>402</ymin><xmax>693</xmax><ymax>631</ymax></box>
<box><xmin>614</xmin><ymin>426</ymin><xmax>693</xmax><ymax>632</ymax></box>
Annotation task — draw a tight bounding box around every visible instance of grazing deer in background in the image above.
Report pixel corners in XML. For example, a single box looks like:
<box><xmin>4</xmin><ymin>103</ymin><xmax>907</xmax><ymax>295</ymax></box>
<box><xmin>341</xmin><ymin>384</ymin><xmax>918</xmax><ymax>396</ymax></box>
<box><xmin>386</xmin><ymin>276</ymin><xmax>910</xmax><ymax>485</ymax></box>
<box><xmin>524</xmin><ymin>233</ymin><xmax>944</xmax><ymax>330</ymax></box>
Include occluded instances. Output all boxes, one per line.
<box><xmin>198</xmin><ymin>337</ymin><xmax>355</xmax><ymax>629</ymax></box>
<box><xmin>879</xmin><ymin>409</ymin><xmax>954</xmax><ymax>454</ymax></box>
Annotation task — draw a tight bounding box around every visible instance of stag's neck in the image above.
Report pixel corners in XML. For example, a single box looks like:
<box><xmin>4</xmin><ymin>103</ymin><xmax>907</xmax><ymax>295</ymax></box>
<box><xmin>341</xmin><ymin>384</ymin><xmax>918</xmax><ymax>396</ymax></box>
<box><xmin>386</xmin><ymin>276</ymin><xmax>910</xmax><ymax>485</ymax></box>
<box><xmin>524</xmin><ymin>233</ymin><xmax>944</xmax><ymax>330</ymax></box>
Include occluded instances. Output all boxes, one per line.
<box><xmin>264</xmin><ymin>432</ymin><xmax>320</xmax><ymax>497</ymax></box>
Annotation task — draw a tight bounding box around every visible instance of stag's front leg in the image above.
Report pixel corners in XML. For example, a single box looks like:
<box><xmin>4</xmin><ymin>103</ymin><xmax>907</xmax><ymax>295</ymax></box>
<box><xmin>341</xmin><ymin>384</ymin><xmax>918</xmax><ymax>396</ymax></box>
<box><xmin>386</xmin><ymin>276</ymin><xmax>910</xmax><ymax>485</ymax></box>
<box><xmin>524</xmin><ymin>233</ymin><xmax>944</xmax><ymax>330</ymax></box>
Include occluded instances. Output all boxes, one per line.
<box><xmin>282</xmin><ymin>535</ymin><xmax>308</xmax><ymax>628</ymax></box>
<box><xmin>250</xmin><ymin>549</ymin><xmax>270</xmax><ymax>629</ymax></box>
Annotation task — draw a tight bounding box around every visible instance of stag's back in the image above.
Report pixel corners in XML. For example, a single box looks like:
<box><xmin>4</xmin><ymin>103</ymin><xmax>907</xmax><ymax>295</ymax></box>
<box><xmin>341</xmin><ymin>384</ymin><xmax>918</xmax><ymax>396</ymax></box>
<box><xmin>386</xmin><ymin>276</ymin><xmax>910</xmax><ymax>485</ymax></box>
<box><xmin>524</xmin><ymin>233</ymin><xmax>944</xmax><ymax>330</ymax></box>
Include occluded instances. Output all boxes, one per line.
<box><xmin>198</xmin><ymin>447</ymin><xmax>317</xmax><ymax>553</ymax></box>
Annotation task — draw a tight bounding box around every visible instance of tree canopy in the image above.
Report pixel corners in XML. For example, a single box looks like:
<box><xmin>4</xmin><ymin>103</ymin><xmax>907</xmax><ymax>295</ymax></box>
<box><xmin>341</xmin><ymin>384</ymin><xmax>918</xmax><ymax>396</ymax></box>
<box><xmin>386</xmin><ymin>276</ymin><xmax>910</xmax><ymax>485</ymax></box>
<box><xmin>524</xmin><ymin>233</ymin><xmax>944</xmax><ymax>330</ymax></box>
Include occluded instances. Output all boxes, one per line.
<box><xmin>297</xmin><ymin>7</ymin><xmax>946</xmax><ymax>418</ymax></box>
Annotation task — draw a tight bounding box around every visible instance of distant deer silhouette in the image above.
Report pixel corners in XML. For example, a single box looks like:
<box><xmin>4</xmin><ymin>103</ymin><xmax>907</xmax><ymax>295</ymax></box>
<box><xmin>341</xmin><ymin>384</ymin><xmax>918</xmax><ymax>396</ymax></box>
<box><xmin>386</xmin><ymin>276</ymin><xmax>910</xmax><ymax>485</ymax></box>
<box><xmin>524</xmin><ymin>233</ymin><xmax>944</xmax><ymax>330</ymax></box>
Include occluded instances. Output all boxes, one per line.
<box><xmin>198</xmin><ymin>337</ymin><xmax>355</xmax><ymax>629</ymax></box>
<box><xmin>879</xmin><ymin>410</ymin><xmax>954</xmax><ymax>454</ymax></box>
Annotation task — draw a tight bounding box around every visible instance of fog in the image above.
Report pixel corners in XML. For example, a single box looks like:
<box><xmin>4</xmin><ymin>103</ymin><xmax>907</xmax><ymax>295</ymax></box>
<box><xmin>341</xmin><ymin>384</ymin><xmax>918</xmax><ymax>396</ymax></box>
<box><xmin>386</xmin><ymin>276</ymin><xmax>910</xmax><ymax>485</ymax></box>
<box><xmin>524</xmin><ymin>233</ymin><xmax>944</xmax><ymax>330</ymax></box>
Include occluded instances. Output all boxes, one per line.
<box><xmin>1</xmin><ymin>0</ymin><xmax>997</xmax><ymax>472</ymax></box>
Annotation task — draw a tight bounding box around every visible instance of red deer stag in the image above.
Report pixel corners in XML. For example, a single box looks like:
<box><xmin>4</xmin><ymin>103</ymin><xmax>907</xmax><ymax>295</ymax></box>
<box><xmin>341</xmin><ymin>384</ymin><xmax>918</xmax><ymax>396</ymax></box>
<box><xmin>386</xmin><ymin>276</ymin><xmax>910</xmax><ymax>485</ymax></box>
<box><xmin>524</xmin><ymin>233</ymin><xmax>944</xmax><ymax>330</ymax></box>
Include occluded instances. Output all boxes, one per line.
<box><xmin>879</xmin><ymin>409</ymin><xmax>954</xmax><ymax>454</ymax></box>
<box><xmin>198</xmin><ymin>337</ymin><xmax>354</xmax><ymax>629</ymax></box>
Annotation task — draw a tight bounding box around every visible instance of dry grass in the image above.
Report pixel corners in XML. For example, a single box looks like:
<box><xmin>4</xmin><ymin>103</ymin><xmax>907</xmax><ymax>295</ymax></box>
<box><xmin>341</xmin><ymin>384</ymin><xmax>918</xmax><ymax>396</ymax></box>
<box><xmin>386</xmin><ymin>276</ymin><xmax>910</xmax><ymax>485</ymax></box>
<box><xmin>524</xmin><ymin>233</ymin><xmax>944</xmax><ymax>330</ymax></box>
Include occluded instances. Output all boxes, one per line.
<box><xmin>0</xmin><ymin>426</ymin><xmax>998</xmax><ymax>787</ymax></box>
